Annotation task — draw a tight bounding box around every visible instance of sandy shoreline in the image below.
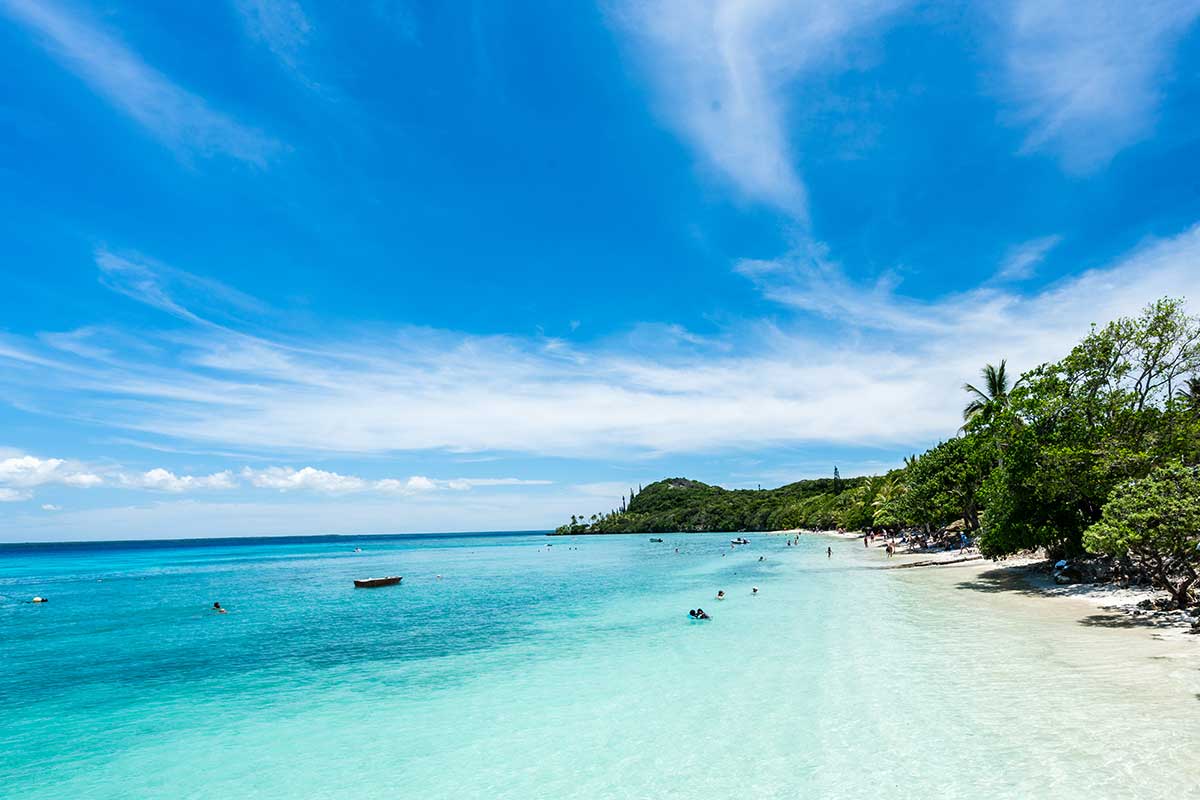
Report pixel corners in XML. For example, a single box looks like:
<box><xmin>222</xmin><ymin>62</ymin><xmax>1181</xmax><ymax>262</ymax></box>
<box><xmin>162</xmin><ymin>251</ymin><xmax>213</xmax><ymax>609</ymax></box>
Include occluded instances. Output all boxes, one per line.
<box><xmin>789</xmin><ymin>528</ymin><xmax>1200</xmax><ymax>639</ymax></box>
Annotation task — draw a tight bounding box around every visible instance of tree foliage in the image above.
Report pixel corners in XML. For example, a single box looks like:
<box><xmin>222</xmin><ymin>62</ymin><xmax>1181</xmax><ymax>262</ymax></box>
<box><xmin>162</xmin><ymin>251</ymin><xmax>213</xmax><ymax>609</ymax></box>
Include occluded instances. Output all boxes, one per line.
<box><xmin>978</xmin><ymin>298</ymin><xmax>1200</xmax><ymax>557</ymax></box>
<box><xmin>962</xmin><ymin>360</ymin><xmax>1014</xmax><ymax>425</ymax></box>
<box><xmin>1084</xmin><ymin>464</ymin><xmax>1200</xmax><ymax>608</ymax></box>
<box><xmin>892</xmin><ymin>435</ymin><xmax>991</xmax><ymax>532</ymax></box>
<box><xmin>554</xmin><ymin>476</ymin><xmax>867</xmax><ymax>534</ymax></box>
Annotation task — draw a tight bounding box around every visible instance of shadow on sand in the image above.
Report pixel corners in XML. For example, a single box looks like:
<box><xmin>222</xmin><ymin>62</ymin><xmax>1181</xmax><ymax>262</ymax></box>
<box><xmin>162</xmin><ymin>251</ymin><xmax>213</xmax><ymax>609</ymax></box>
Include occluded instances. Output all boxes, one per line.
<box><xmin>953</xmin><ymin>565</ymin><xmax>1045</xmax><ymax>597</ymax></box>
<box><xmin>953</xmin><ymin>565</ymin><xmax>1190</xmax><ymax>635</ymax></box>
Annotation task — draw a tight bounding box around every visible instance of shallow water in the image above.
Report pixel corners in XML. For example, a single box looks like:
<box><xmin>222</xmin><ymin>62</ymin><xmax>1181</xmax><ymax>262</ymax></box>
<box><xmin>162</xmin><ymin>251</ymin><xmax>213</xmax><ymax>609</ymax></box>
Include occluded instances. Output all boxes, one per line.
<box><xmin>2</xmin><ymin>532</ymin><xmax>1197</xmax><ymax>799</ymax></box>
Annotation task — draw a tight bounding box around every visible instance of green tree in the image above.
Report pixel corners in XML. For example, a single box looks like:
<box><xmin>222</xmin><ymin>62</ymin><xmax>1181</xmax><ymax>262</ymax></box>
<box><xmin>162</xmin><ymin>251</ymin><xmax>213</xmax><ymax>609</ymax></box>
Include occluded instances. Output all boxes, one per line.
<box><xmin>1178</xmin><ymin>376</ymin><xmax>1200</xmax><ymax>411</ymax></box>
<box><xmin>837</xmin><ymin>477</ymin><xmax>877</xmax><ymax>531</ymax></box>
<box><xmin>555</xmin><ymin>476</ymin><xmax>867</xmax><ymax>534</ymax></box>
<box><xmin>870</xmin><ymin>474</ymin><xmax>906</xmax><ymax>528</ymax></box>
<box><xmin>962</xmin><ymin>360</ymin><xmax>1014</xmax><ymax>426</ymax></box>
<box><xmin>1084</xmin><ymin>463</ymin><xmax>1200</xmax><ymax>608</ymax></box>
<box><xmin>897</xmin><ymin>435</ymin><xmax>989</xmax><ymax>532</ymax></box>
<box><xmin>980</xmin><ymin>298</ymin><xmax>1200</xmax><ymax>557</ymax></box>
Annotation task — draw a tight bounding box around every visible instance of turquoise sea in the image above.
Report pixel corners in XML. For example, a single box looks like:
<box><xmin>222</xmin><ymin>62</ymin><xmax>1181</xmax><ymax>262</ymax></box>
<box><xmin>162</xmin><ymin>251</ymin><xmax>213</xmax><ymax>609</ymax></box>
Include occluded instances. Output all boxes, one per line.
<box><xmin>2</xmin><ymin>531</ymin><xmax>1198</xmax><ymax>799</ymax></box>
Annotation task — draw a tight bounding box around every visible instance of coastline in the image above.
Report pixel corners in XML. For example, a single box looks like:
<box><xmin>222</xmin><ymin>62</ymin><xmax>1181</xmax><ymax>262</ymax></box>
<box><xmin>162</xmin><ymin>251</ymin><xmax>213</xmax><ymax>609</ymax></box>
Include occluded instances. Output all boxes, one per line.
<box><xmin>803</xmin><ymin>528</ymin><xmax>1200</xmax><ymax>639</ymax></box>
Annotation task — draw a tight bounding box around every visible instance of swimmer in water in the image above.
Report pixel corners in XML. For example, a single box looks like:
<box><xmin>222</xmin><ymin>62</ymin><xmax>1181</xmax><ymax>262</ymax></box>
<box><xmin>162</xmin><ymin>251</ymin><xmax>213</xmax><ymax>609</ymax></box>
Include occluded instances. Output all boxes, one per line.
<box><xmin>827</xmin><ymin>546</ymin><xmax>832</xmax><ymax>558</ymax></box>
<box><xmin>752</xmin><ymin>587</ymin><xmax>758</xmax><ymax>595</ymax></box>
<box><xmin>213</xmin><ymin>602</ymin><xmax>227</xmax><ymax>614</ymax></box>
<box><xmin>716</xmin><ymin>590</ymin><xmax>725</xmax><ymax>600</ymax></box>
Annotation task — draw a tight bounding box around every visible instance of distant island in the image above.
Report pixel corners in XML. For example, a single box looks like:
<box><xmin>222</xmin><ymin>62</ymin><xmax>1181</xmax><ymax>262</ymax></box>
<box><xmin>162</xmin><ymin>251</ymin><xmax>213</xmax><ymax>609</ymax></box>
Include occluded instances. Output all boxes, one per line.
<box><xmin>553</xmin><ymin>474</ymin><xmax>867</xmax><ymax>535</ymax></box>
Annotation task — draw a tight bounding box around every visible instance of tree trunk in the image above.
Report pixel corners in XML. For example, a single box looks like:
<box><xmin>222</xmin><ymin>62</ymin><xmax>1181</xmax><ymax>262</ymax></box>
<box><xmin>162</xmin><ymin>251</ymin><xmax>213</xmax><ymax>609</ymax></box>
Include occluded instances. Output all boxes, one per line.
<box><xmin>1168</xmin><ymin>575</ymin><xmax>1194</xmax><ymax>609</ymax></box>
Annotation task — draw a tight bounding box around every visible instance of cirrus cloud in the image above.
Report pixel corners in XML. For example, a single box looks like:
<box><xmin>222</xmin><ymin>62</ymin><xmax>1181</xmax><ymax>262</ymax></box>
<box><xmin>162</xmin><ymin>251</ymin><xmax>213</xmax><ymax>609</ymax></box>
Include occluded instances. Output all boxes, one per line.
<box><xmin>0</xmin><ymin>0</ymin><xmax>282</xmax><ymax>164</ymax></box>
<box><xmin>612</xmin><ymin>0</ymin><xmax>904</xmax><ymax>217</ymax></box>
<box><xmin>3</xmin><ymin>225</ymin><xmax>1200</xmax><ymax>465</ymax></box>
<box><xmin>1001</xmin><ymin>0</ymin><xmax>1200</xmax><ymax>171</ymax></box>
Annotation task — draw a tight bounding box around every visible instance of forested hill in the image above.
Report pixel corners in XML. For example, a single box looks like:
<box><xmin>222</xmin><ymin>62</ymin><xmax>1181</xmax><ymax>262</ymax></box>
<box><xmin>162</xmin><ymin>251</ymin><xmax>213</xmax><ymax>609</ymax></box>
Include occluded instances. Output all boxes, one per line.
<box><xmin>553</xmin><ymin>475</ymin><xmax>868</xmax><ymax>534</ymax></box>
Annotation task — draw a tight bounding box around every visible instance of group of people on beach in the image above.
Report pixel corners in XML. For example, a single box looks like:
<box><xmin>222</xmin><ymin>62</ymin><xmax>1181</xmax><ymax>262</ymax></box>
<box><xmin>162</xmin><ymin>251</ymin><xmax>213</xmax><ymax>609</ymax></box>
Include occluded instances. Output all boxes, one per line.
<box><xmin>863</xmin><ymin>530</ymin><xmax>899</xmax><ymax>557</ymax></box>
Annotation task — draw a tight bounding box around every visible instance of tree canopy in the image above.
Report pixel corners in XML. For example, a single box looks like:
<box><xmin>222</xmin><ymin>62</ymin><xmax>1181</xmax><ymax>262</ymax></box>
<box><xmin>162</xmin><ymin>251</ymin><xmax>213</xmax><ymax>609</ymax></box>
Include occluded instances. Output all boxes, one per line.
<box><xmin>1084</xmin><ymin>463</ymin><xmax>1200</xmax><ymax>608</ymax></box>
<box><xmin>554</xmin><ymin>476</ymin><xmax>868</xmax><ymax>534</ymax></box>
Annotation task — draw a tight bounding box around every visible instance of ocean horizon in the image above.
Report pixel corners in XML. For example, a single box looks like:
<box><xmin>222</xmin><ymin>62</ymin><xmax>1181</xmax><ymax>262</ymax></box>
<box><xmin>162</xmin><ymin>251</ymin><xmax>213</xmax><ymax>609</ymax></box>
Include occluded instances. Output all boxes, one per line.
<box><xmin>0</xmin><ymin>529</ymin><xmax>552</xmax><ymax>551</ymax></box>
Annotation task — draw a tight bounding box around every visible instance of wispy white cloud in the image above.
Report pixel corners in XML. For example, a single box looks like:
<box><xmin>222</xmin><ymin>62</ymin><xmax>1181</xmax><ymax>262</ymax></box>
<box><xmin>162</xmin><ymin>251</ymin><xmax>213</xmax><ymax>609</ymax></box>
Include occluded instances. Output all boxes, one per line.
<box><xmin>233</xmin><ymin>0</ymin><xmax>314</xmax><ymax>83</ymax></box>
<box><xmin>994</xmin><ymin>235</ymin><xmax>1061</xmax><ymax>282</ymax></box>
<box><xmin>96</xmin><ymin>248</ymin><xmax>269</xmax><ymax>324</ymax></box>
<box><xmin>41</xmin><ymin>504</ymin><xmax>62</xmax><ymax>512</ymax></box>
<box><xmin>1</xmin><ymin>0</ymin><xmax>281</xmax><ymax>164</ymax></box>
<box><xmin>734</xmin><ymin>225</ymin><xmax>1200</xmax><ymax>432</ymax></box>
<box><xmin>613</xmin><ymin>0</ymin><xmax>903</xmax><ymax>216</ymax></box>
<box><xmin>370</xmin><ymin>0</ymin><xmax>419</xmax><ymax>43</ymax></box>
<box><xmin>243</xmin><ymin>467</ymin><xmax>552</xmax><ymax>495</ymax></box>
<box><xmin>4</xmin><ymin>226</ymin><xmax>1200</xmax><ymax>462</ymax></box>
<box><xmin>443</xmin><ymin>478</ymin><xmax>553</xmax><ymax>490</ymax></box>
<box><xmin>96</xmin><ymin>250</ymin><xmax>203</xmax><ymax>323</ymax></box>
<box><xmin>0</xmin><ymin>488</ymin><xmax>30</xmax><ymax>503</ymax></box>
<box><xmin>1001</xmin><ymin>0</ymin><xmax>1200</xmax><ymax>171</ymax></box>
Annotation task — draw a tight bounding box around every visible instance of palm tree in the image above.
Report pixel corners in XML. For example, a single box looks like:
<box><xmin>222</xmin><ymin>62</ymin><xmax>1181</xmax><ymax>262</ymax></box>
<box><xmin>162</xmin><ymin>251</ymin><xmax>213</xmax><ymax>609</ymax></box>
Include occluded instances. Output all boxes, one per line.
<box><xmin>1177</xmin><ymin>376</ymin><xmax>1200</xmax><ymax>410</ymax></box>
<box><xmin>962</xmin><ymin>360</ymin><xmax>1013</xmax><ymax>425</ymax></box>
<box><xmin>871</xmin><ymin>475</ymin><xmax>904</xmax><ymax>526</ymax></box>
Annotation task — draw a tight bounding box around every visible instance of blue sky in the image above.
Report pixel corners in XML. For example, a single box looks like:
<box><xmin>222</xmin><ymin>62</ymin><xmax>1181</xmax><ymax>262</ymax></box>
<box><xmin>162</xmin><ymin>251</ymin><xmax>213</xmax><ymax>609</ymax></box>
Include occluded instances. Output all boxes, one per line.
<box><xmin>3</xmin><ymin>0</ymin><xmax>1200</xmax><ymax>541</ymax></box>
